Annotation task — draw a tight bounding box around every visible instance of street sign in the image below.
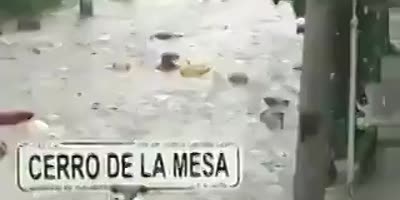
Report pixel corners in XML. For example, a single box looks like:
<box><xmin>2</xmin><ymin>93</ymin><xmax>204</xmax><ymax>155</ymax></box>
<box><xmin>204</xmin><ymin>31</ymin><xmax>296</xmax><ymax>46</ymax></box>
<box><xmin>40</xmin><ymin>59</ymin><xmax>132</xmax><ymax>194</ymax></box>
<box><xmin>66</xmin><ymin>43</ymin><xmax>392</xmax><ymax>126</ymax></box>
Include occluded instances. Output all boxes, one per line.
<box><xmin>17</xmin><ymin>141</ymin><xmax>241</xmax><ymax>192</ymax></box>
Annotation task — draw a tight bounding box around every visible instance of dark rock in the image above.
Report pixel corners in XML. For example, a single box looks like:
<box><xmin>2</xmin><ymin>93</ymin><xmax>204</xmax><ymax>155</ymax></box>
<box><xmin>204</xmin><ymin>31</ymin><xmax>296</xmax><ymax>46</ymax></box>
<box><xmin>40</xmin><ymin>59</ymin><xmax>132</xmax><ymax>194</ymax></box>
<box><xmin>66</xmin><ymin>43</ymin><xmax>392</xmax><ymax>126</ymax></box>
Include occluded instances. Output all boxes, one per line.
<box><xmin>91</xmin><ymin>102</ymin><xmax>100</xmax><ymax>110</ymax></box>
<box><xmin>272</xmin><ymin>0</ymin><xmax>280</xmax><ymax>5</ymax></box>
<box><xmin>292</xmin><ymin>64</ymin><xmax>302</xmax><ymax>71</ymax></box>
<box><xmin>156</xmin><ymin>52</ymin><xmax>180</xmax><ymax>72</ymax></box>
<box><xmin>32</xmin><ymin>48</ymin><xmax>41</xmax><ymax>54</ymax></box>
<box><xmin>263</xmin><ymin>97</ymin><xmax>290</xmax><ymax>107</ymax></box>
<box><xmin>150</xmin><ymin>32</ymin><xmax>183</xmax><ymax>40</ymax></box>
<box><xmin>259</xmin><ymin>110</ymin><xmax>285</xmax><ymax>130</ymax></box>
<box><xmin>228</xmin><ymin>72</ymin><xmax>249</xmax><ymax>86</ymax></box>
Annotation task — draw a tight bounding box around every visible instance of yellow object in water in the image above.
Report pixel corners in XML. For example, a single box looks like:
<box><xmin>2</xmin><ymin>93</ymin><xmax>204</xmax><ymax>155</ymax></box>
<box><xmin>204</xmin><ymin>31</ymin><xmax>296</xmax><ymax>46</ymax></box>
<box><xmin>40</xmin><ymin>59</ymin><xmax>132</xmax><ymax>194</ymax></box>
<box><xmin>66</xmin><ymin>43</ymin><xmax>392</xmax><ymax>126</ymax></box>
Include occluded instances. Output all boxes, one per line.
<box><xmin>179</xmin><ymin>62</ymin><xmax>211</xmax><ymax>78</ymax></box>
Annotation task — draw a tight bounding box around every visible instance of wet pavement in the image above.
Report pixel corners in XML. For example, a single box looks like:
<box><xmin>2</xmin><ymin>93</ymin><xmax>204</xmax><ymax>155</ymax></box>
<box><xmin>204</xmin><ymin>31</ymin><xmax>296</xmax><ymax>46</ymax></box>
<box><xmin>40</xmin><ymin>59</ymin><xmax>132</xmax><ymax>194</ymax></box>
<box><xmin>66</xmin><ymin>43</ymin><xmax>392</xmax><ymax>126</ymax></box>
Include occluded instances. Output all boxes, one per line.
<box><xmin>0</xmin><ymin>0</ymin><xmax>302</xmax><ymax>200</ymax></box>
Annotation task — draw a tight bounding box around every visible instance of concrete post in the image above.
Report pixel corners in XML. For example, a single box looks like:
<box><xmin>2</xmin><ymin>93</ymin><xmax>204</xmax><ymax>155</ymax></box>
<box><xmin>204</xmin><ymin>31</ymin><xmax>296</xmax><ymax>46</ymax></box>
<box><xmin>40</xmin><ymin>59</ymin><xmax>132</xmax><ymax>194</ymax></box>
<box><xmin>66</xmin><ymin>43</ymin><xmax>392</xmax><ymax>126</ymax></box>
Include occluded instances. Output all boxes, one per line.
<box><xmin>80</xmin><ymin>0</ymin><xmax>93</xmax><ymax>17</ymax></box>
<box><xmin>293</xmin><ymin>0</ymin><xmax>351</xmax><ymax>199</ymax></box>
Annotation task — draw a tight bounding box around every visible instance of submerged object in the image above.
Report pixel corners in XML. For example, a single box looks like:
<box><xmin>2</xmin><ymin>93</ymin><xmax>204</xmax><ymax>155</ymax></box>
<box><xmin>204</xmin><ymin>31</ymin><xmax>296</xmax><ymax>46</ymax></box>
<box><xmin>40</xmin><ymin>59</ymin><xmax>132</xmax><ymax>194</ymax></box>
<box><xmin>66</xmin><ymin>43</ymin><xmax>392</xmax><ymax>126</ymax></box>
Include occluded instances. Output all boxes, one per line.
<box><xmin>0</xmin><ymin>110</ymin><xmax>34</xmax><ymax>125</ymax></box>
<box><xmin>180</xmin><ymin>61</ymin><xmax>211</xmax><ymax>78</ymax></box>
<box><xmin>156</xmin><ymin>52</ymin><xmax>180</xmax><ymax>72</ymax></box>
<box><xmin>228</xmin><ymin>72</ymin><xmax>249</xmax><ymax>86</ymax></box>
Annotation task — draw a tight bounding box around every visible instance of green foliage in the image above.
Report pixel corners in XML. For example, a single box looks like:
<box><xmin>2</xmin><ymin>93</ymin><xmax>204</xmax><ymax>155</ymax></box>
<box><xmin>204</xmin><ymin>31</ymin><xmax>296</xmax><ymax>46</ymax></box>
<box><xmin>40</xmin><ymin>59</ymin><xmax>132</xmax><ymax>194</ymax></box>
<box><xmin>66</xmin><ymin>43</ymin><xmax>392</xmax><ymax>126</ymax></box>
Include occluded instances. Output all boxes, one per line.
<box><xmin>0</xmin><ymin>0</ymin><xmax>62</xmax><ymax>16</ymax></box>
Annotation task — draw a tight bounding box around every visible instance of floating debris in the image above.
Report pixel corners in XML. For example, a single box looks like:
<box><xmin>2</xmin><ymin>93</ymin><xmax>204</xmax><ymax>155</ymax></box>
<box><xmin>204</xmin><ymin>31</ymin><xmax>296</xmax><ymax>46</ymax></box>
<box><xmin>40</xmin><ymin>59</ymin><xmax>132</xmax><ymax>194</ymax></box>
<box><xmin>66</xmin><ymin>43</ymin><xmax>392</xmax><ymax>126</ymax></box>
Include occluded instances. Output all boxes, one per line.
<box><xmin>150</xmin><ymin>31</ymin><xmax>184</xmax><ymax>40</ymax></box>
<box><xmin>58</xmin><ymin>66</ymin><xmax>69</xmax><ymax>72</ymax></box>
<box><xmin>292</xmin><ymin>64</ymin><xmax>302</xmax><ymax>71</ymax></box>
<box><xmin>180</xmin><ymin>61</ymin><xmax>211</xmax><ymax>78</ymax></box>
<box><xmin>156</xmin><ymin>52</ymin><xmax>180</xmax><ymax>72</ymax></box>
<box><xmin>105</xmin><ymin>63</ymin><xmax>131</xmax><ymax>72</ymax></box>
<box><xmin>108</xmin><ymin>105</ymin><xmax>119</xmax><ymax>111</ymax></box>
<box><xmin>77</xmin><ymin>92</ymin><xmax>83</xmax><ymax>97</ymax></box>
<box><xmin>0</xmin><ymin>141</ymin><xmax>7</xmax><ymax>160</ymax></box>
<box><xmin>228</xmin><ymin>72</ymin><xmax>249</xmax><ymax>85</ymax></box>
<box><xmin>259</xmin><ymin>110</ymin><xmax>285</xmax><ymax>130</ymax></box>
<box><xmin>91</xmin><ymin>102</ymin><xmax>101</xmax><ymax>110</ymax></box>
<box><xmin>32</xmin><ymin>47</ymin><xmax>41</xmax><ymax>54</ymax></box>
<box><xmin>263</xmin><ymin>97</ymin><xmax>290</xmax><ymax>107</ymax></box>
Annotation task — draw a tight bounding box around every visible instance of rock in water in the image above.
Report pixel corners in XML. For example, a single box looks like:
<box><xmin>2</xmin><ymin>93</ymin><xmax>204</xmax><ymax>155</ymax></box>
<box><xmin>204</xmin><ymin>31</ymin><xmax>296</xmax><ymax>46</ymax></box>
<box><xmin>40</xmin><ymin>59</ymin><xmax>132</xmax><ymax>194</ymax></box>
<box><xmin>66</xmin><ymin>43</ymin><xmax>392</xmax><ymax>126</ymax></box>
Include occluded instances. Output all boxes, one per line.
<box><xmin>150</xmin><ymin>31</ymin><xmax>184</xmax><ymax>40</ymax></box>
<box><xmin>263</xmin><ymin>97</ymin><xmax>290</xmax><ymax>107</ymax></box>
<box><xmin>180</xmin><ymin>62</ymin><xmax>211</xmax><ymax>78</ymax></box>
<box><xmin>272</xmin><ymin>0</ymin><xmax>281</xmax><ymax>5</ymax></box>
<box><xmin>296</xmin><ymin>17</ymin><xmax>305</xmax><ymax>34</ymax></box>
<box><xmin>156</xmin><ymin>52</ymin><xmax>180</xmax><ymax>72</ymax></box>
<box><xmin>228</xmin><ymin>72</ymin><xmax>249</xmax><ymax>86</ymax></box>
<box><xmin>260</xmin><ymin>110</ymin><xmax>285</xmax><ymax>130</ymax></box>
<box><xmin>17</xmin><ymin>17</ymin><xmax>41</xmax><ymax>31</ymax></box>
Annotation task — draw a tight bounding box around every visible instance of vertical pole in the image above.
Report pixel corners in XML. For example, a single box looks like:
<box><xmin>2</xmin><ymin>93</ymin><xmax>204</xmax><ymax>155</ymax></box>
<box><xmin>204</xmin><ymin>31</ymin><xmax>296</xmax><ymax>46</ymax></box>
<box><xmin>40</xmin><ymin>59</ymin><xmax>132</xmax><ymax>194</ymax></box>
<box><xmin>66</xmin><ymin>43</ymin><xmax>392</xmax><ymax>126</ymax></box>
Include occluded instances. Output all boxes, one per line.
<box><xmin>294</xmin><ymin>0</ymin><xmax>353</xmax><ymax>198</ymax></box>
<box><xmin>347</xmin><ymin>0</ymin><xmax>358</xmax><ymax>189</ymax></box>
<box><xmin>80</xmin><ymin>0</ymin><xmax>93</xmax><ymax>17</ymax></box>
<box><xmin>293</xmin><ymin>0</ymin><xmax>338</xmax><ymax>199</ymax></box>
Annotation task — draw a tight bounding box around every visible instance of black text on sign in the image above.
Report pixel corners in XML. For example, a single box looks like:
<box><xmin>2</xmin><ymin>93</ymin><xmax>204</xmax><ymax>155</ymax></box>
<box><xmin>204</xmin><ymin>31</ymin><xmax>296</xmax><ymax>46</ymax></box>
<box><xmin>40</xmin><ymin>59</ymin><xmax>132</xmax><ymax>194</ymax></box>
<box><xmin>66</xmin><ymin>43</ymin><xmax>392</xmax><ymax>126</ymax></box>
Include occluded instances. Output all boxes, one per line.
<box><xmin>17</xmin><ymin>142</ymin><xmax>241</xmax><ymax>191</ymax></box>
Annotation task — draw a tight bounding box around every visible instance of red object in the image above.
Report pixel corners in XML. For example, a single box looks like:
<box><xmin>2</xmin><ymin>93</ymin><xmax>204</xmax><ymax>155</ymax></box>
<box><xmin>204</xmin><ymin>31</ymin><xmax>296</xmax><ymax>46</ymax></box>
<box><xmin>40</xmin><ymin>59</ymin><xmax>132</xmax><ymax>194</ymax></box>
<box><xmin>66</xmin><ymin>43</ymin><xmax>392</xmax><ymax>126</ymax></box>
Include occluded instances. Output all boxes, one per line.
<box><xmin>0</xmin><ymin>111</ymin><xmax>34</xmax><ymax>125</ymax></box>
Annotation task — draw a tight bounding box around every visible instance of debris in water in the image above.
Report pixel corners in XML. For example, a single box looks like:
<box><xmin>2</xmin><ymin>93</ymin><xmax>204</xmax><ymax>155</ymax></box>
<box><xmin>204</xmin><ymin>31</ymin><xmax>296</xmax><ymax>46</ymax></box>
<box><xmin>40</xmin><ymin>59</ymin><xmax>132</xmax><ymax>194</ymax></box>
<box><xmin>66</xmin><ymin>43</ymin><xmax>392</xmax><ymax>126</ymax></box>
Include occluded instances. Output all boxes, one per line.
<box><xmin>108</xmin><ymin>105</ymin><xmax>119</xmax><ymax>111</ymax></box>
<box><xmin>150</xmin><ymin>31</ymin><xmax>184</xmax><ymax>40</ymax></box>
<box><xmin>105</xmin><ymin>63</ymin><xmax>131</xmax><ymax>72</ymax></box>
<box><xmin>156</xmin><ymin>52</ymin><xmax>180</xmax><ymax>72</ymax></box>
<box><xmin>296</xmin><ymin>17</ymin><xmax>305</xmax><ymax>34</ymax></box>
<box><xmin>180</xmin><ymin>61</ymin><xmax>211</xmax><ymax>78</ymax></box>
<box><xmin>263</xmin><ymin>97</ymin><xmax>290</xmax><ymax>107</ymax></box>
<box><xmin>292</xmin><ymin>64</ymin><xmax>302</xmax><ymax>71</ymax></box>
<box><xmin>32</xmin><ymin>47</ymin><xmax>41</xmax><ymax>54</ymax></box>
<box><xmin>227</xmin><ymin>72</ymin><xmax>249</xmax><ymax>85</ymax></box>
<box><xmin>0</xmin><ymin>141</ymin><xmax>7</xmax><ymax>160</ymax></box>
<box><xmin>272</xmin><ymin>0</ymin><xmax>281</xmax><ymax>5</ymax></box>
<box><xmin>259</xmin><ymin>110</ymin><xmax>285</xmax><ymax>130</ymax></box>
<box><xmin>91</xmin><ymin>102</ymin><xmax>101</xmax><ymax>110</ymax></box>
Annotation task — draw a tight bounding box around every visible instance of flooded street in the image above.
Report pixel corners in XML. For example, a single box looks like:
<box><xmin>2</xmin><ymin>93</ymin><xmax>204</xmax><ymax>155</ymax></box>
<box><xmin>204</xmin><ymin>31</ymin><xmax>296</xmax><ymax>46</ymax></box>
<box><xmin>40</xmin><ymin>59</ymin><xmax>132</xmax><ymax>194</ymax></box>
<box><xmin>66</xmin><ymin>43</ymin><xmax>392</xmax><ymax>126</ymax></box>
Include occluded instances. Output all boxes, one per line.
<box><xmin>0</xmin><ymin>0</ymin><xmax>302</xmax><ymax>200</ymax></box>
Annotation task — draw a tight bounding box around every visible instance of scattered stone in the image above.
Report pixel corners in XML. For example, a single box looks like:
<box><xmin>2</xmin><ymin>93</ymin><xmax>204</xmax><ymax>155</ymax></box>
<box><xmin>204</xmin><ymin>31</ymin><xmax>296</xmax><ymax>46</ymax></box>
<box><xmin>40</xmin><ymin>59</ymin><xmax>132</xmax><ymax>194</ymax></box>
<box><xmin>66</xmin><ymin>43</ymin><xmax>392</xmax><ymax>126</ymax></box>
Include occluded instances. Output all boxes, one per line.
<box><xmin>272</xmin><ymin>0</ymin><xmax>281</xmax><ymax>5</ymax></box>
<box><xmin>91</xmin><ymin>102</ymin><xmax>101</xmax><ymax>110</ymax></box>
<box><xmin>17</xmin><ymin>17</ymin><xmax>41</xmax><ymax>31</ymax></box>
<box><xmin>228</xmin><ymin>72</ymin><xmax>249</xmax><ymax>86</ymax></box>
<box><xmin>180</xmin><ymin>61</ymin><xmax>211</xmax><ymax>78</ymax></box>
<box><xmin>150</xmin><ymin>31</ymin><xmax>184</xmax><ymax>40</ymax></box>
<box><xmin>0</xmin><ymin>141</ymin><xmax>7</xmax><ymax>160</ymax></box>
<box><xmin>32</xmin><ymin>47</ymin><xmax>41</xmax><ymax>54</ymax></box>
<box><xmin>259</xmin><ymin>110</ymin><xmax>285</xmax><ymax>130</ymax></box>
<box><xmin>156</xmin><ymin>52</ymin><xmax>180</xmax><ymax>72</ymax></box>
<box><xmin>263</xmin><ymin>97</ymin><xmax>290</xmax><ymax>107</ymax></box>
